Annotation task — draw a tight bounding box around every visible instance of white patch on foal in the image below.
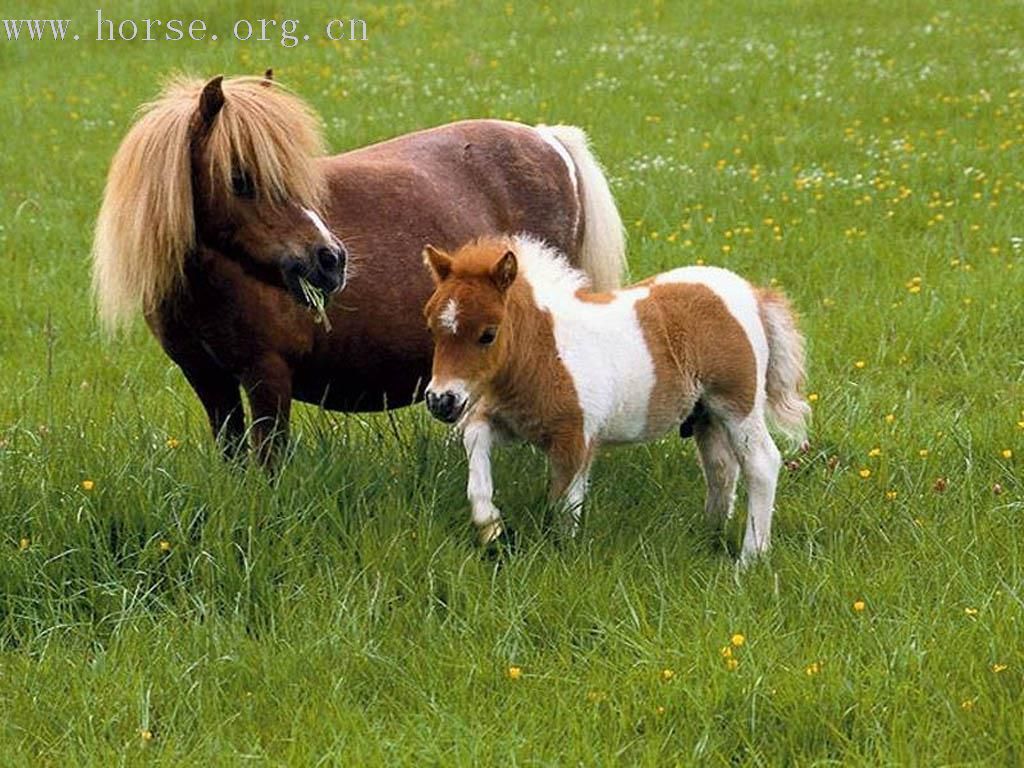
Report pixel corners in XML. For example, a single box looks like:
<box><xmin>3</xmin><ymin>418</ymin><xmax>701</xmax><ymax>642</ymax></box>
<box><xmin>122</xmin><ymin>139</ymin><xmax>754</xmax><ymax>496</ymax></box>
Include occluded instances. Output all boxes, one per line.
<box><xmin>439</xmin><ymin>297</ymin><xmax>459</xmax><ymax>335</ymax></box>
<box><xmin>513</xmin><ymin>235</ymin><xmax>656</xmax><ymax>444</ymax></box>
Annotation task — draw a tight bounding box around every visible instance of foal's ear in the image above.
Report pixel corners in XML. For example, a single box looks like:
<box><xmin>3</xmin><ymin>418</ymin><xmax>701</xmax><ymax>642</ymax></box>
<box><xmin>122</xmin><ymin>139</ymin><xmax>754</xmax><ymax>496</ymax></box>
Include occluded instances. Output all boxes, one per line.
<box><xmin>490</xmin><ymin>250</ymin><xmax>518</xmax><ymax>292</ymax></box>
<box><xmin>199</xmin><ymin>75</ymin><xmax>226</xmax><ymax>125</ymax></box>
<box><xmin>423</xmin><ymin>245</ymin><xmax>453</xmax><ymax>283</ymax></box>
<box><xmin>262</xmin><ymin>68</ymin><xmax>274</xmax><ymax>87</ymax></box>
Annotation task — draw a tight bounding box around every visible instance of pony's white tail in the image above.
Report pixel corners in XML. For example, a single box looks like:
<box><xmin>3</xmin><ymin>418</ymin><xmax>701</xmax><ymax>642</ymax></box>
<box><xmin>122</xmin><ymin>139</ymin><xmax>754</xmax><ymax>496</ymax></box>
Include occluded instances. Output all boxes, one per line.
<box><xmin>537</xmin><ymin>125</ymin><xmax>626</xmax><ymax>291</ymax></box>
<box><xmin>757</xmin><ymin>289</ymin><xmax>811</xmax><ymax>445</ymax></box>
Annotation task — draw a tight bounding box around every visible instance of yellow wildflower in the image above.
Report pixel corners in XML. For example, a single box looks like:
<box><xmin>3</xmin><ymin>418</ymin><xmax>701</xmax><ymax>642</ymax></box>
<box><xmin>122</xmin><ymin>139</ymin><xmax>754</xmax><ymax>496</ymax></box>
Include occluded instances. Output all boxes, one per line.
<box><xmin>730</xmin><ymin>633</ymin><xmax>745</xmax><ymax>648</ymax></box>
<box><xmin>506</xmin><ymin>665</ymin><xmax>522</xmax><ymax>680</ymax></box>
<box><xmin>852</xmin><ymin>600</ymin><xmax>866</xmax><ymax>612</ymax></box>
<box><xmin>81</xmin><ymin>480</ymin><xmax>95</xmax><ymax>491</ymax></box>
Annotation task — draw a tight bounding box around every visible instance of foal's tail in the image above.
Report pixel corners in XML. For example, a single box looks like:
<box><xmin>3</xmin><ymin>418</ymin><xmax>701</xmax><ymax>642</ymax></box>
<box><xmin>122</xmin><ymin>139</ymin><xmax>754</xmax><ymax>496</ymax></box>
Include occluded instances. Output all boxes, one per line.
<box><xmin>757</xmin><ymin>289</ymin><xmax>811</xmax><ymax>445</ymax></box>
<box><xmin>537</xmin><ymin>125</ymin><xmax>627</xmax><ymax>292</ymax></box>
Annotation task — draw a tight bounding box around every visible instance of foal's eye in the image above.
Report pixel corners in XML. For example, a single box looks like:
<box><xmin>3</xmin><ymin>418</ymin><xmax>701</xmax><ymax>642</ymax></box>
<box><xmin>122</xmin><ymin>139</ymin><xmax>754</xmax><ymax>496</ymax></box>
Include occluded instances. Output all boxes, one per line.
<box><xmin>478</xmin><ymin>327</ymin><xmax>498</xmax><ymax>346</ymax></box>
<box><xmin>231</xmin><ymin>170</ymin><xmax>255</xmax><ymax>198</ymax></box>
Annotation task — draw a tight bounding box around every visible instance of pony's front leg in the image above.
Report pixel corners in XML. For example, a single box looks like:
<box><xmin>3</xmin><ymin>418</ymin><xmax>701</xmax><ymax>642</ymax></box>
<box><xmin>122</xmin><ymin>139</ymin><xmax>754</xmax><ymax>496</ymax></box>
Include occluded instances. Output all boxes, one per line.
<box><xmin>147</xmin><ymin>310</ymin><xmax>246</xmax><ymax>462</ymax></box>
<box><xmin>241</xmin><ymin>355</ymin><xmax>293</xmax><ymax>470</ymax></box>
<box><xmin>548</xmin><ymin>436</ymin><xmax>594</xmax><ymax>539</ymax></box>
<box><xmin>462</xmin><ymin>417</ymin><xmax>507</xmax><ymax>546</ymax></box>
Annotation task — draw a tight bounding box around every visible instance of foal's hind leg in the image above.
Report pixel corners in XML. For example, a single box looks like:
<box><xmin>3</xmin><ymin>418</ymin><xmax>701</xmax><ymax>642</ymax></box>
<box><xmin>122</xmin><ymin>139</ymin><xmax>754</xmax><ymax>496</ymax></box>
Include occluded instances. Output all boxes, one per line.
<box><xmin>693</xmin><ymin>414</ymin><xmax>740</xmax><ymax>535</ymax></box>
<box><xmin>723</xmin><ymin>411</ymin><xmax>782</xmax><ymax>563</ymax></box>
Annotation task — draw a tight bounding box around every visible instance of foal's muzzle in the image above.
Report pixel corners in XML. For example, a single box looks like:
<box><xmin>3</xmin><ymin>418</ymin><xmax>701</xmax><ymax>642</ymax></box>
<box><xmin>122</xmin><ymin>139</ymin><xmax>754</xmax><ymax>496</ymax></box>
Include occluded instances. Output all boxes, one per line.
<box><xmin>425</xmin><ymin>389</ymin><xmax>466</xmax><ymax>424</ymax></box>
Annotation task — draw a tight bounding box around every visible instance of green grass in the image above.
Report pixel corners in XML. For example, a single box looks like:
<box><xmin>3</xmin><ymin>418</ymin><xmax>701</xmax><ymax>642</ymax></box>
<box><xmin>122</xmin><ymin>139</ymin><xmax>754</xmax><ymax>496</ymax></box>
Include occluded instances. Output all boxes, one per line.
<box><xmin>2</xmin><ymin>0</ymin><xmax>1024</xmax><ymax>763</ymax></box>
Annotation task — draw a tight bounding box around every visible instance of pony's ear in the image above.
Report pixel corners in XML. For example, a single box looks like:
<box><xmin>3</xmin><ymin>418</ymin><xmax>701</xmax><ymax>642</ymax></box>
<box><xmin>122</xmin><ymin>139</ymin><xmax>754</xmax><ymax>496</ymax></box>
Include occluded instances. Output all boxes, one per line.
<box><xmin>262</xmin><ymin>68</ymin><xmax>274</xmax><ymax>87</ymax></box>
<box><xmin>423</xmin><ymin>245</ymin><xmax>453</xmax><ymax>283</ymax></box>
<box><xmin>490</xmin><ymin>250</ymin><xmax>518</xmax><ymax>293</ymax></box>
<box><xmin>198</xmin><ymin>75</ymin><xmax>225</xmax><ymax>126</ymax></box>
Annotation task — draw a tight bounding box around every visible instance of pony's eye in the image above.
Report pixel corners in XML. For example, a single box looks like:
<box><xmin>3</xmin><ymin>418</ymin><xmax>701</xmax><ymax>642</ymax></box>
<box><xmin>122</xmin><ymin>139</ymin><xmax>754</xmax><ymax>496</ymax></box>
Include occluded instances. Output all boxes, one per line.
<box><xmin>478</xmin><ymin>327</ymin><xmax>497</xmax><ymax>346</ymax></box>
<box><xmin>231</xmin><ymin>170</ymin><xmax>255</xmax><ymax>198</ymax></box>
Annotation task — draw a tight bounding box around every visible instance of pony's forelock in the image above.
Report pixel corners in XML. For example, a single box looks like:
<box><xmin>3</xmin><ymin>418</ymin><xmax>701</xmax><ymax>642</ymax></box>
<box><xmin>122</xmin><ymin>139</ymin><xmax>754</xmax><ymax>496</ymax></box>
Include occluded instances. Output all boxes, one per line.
<box><xmin>91</xmin><ymin>75</ymin><xmax>326</xmax><ymax>331</ymax></box>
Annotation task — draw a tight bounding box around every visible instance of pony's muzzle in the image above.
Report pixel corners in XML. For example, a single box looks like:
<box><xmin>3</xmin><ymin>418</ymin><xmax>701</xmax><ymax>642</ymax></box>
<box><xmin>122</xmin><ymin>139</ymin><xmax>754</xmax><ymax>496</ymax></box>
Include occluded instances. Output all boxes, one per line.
<box><xmin>425</xmin><ymin>389</ymin><xmax>466</xmax><ymax>424</ymax></box>
<box><xmin>312</xmin><ymin>244</ymin><xmax>347</xmax><ymax>293</ymax></box>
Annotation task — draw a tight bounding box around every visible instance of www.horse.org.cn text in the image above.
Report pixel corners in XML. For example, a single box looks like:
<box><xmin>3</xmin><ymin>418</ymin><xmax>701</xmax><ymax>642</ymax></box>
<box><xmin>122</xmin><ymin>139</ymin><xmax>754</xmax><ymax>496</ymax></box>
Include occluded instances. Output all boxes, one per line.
<box><xmin>1</xmin><ymin>12</ymin><xmax>368</xmax><ymax>46</ymax></box>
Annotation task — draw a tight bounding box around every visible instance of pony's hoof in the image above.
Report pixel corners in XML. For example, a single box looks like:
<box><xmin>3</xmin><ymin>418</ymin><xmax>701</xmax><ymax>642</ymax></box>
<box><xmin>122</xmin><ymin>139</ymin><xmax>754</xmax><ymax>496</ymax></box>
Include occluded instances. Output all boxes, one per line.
<box><xmin>481</xmin><ymin>526</ymin><xmax>518</xmax><ymax>562</ymax></box>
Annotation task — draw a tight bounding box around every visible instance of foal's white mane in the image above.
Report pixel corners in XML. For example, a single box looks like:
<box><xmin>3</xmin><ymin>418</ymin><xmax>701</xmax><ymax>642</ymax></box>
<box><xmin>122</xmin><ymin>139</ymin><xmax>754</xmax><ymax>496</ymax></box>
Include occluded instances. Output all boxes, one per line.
<box><xmin>512</xmin><ymin>234</ymin><xmax>590</xmax><ymax>301</ymax></box>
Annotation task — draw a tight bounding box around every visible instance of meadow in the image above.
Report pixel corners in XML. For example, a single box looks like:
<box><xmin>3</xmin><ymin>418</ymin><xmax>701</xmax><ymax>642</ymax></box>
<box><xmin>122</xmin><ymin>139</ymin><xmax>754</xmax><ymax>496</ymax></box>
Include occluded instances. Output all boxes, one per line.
<box><xmin>2</xmin><ymin>0</ymin><xmax>1023</xmax><ymax>763</ymax></box>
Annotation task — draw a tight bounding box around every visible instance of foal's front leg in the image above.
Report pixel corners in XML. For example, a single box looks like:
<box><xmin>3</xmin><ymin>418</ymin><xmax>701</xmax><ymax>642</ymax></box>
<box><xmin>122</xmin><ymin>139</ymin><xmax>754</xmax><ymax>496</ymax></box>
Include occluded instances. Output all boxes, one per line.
<box><xmin>548</xmin><ymin>435</ymin><xmax>594</xmax><ymax>539</ymax></box>
<box><xmin>462</xmin><ymin>417</ymin><xmax>506</xmax><ymax>546</ymax></box>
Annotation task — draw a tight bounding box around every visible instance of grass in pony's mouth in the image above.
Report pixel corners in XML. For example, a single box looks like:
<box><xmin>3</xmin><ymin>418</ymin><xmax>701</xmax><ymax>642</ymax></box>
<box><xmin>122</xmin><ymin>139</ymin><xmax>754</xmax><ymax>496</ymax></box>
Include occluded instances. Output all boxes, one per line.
<box><xmin>297</xmin><ymin>277</ymin><xmax>332</xmax><ymax>332</ymax></box>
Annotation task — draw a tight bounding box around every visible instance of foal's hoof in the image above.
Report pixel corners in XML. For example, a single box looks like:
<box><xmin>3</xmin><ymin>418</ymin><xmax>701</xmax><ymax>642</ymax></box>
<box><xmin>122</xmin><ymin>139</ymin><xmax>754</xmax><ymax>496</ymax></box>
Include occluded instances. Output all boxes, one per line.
<box><xmin>481</xmin><ymin>526</ymin><xmax>518</xmax><ymax>562</ymax></box>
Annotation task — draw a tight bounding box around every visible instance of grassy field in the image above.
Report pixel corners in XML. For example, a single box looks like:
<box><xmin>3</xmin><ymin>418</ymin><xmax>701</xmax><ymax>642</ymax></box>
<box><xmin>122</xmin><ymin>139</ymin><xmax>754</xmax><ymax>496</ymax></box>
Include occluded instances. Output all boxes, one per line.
<box><xmin>2</xmin><ymin>0</ymin><xmax>1024</xmax><ymax>763</ymax></box>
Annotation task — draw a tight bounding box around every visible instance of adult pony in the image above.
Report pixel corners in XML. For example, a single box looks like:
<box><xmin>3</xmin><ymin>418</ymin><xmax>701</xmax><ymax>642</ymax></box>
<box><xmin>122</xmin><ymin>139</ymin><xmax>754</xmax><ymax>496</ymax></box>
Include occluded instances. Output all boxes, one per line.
<box><xmin>92</xmin><ymin>72</ymin><xmax>626</xmax><ymax>463</ymax></box>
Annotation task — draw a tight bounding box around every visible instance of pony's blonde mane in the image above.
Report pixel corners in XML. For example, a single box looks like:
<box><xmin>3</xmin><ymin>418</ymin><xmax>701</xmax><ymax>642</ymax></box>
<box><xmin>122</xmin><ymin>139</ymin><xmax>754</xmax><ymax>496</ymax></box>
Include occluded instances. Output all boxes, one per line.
<box><xmin>92</xmin><ymin>75</ymin><xmax>327</xmax><ymax>330</ymax></box>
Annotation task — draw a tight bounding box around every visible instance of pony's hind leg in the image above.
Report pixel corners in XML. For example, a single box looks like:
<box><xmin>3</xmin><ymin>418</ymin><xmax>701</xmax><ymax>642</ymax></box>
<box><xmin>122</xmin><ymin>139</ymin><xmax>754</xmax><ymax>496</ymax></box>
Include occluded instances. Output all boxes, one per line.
<box><xmin>693</xmin><ymin>413</ymin><xmax>740</xmax><ymax>535</ymax></box>
<box><xmin>723</xmin><ymin>411</ymin><xmax>782</xmax><ymax>564</ymax></box>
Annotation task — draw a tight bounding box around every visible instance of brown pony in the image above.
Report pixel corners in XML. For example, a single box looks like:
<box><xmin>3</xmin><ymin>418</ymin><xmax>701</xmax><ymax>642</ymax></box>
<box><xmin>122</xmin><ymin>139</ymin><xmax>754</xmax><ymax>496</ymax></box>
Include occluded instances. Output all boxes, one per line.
<box><xmin>92</xmin><ymin>72</ymin><xmax>626</xmax><ymax>463</ymax></box>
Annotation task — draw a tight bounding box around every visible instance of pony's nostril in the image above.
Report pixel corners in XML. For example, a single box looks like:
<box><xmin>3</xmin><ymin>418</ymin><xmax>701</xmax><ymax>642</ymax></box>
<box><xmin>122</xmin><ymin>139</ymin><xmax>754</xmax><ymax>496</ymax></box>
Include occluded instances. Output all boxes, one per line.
<box><xmin>316</xmin><ymin>246</ymin><xmax>340</xmax><ymax>272</ymax></box>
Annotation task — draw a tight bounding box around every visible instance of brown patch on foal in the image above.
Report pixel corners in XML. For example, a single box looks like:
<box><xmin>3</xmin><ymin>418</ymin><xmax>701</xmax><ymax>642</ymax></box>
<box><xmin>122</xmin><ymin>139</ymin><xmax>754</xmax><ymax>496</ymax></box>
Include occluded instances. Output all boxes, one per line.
<box><xmin>636</xmin><ymin>282</ymin><xmax>757</xmax><ymax>434</ymax></box>
<box><xmin>573</xmin><ymin>288</ymin><xmax>614</xmax><ymax>304</ymax></box>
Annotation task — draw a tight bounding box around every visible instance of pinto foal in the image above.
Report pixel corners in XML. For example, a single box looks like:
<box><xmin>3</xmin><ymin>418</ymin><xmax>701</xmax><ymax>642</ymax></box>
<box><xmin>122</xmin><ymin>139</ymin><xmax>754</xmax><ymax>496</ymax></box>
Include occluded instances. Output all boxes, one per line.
<box><xmin>423</xmin><ymin>236</ymin><xmax>809</xmax><ymax>562</ymax></box>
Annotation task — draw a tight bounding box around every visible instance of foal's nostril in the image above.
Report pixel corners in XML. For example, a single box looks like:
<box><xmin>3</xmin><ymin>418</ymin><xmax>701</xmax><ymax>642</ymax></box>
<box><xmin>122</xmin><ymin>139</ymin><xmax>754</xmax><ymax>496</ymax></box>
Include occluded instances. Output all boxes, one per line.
<box><xmin>425</xmin><ymin>390</ymin><xmax>460</xmax><ymax>422</ymax></box>
<box><xmin>316</xmin><ymin>246</ymin><xmax>340</xmax><ymax>272</ymax></box>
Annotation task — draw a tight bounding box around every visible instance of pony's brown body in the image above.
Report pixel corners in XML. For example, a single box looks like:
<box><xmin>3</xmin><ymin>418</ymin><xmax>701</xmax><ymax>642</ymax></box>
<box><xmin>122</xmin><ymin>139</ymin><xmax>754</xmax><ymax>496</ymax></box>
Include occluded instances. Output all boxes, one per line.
<box><xmin>95</xmin><ymin>75</ymin><xmax>625</xmax><ymax>462</ymax></box>
<box><xmin>155</xmin><ymin>121</ymin><xmax>580</xmax><ymax>412</ymax></box>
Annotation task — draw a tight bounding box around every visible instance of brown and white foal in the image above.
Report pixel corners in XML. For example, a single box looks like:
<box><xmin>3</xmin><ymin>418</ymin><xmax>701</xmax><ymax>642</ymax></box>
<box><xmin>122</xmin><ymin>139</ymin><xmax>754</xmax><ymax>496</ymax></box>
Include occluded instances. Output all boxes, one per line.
<box><xmin>423</xmin><ymin>236</ymin><xmax>809</xmax><ymax>562</ymax></box>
